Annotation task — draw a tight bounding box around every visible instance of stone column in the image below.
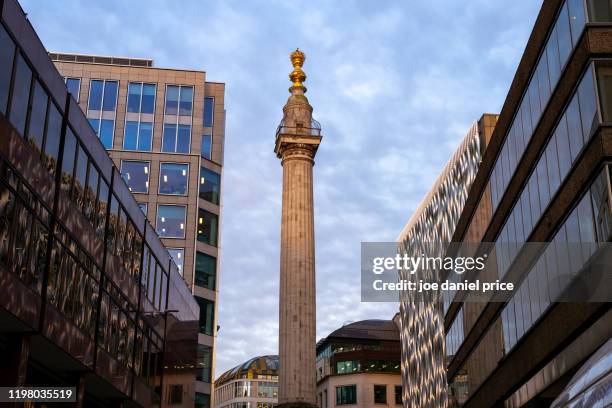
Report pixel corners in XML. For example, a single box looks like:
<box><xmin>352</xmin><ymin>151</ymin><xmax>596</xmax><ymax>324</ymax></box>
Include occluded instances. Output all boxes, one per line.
<box><xmin>275</xmin><ymin>49</ymin><xmax>321</xmax><ymax>408</ymax></box>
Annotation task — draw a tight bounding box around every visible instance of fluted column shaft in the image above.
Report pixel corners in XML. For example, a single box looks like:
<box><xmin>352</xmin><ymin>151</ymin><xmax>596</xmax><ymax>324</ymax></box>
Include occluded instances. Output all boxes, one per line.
<box><xmin>278</xmin><ymin>145</ymin><xmax>317</xmax><ymax>406</ymax></box>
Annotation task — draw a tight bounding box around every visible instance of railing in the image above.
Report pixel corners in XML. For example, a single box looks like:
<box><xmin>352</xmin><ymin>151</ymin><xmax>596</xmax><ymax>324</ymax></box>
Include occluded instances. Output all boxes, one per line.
<box><xmin>275</xmin><ymin>125</ymin><xmax>321</xmax><ymax>138</ymax></box>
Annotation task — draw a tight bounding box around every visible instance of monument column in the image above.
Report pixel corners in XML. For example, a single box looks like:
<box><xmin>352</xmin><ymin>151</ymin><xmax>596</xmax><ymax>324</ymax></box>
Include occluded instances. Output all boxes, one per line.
<box><xmin>275</xmin><ymin>49</ymin><xmax>322</xmax><ymax>408</ymax></box>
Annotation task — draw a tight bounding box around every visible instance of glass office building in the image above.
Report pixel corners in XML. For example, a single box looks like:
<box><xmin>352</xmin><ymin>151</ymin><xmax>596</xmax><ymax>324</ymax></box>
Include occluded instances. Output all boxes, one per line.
<box><xmin>50</xmin><ymin>25</ymin><xmax>226</xmax><ymax>408</ymax></box>
<box><xmin>0</xmin><ymin>0</ymin><xmax>199</xmax><ymax>406</ymax></box>
<box><xmin>442</xmin><ymin>0</ymin><xmax>612</xmax><ymax>406</ymax></box>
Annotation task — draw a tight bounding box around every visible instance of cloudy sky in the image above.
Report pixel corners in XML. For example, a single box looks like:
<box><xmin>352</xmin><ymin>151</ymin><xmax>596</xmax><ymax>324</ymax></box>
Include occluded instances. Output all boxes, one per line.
<box><xmin>22</xmin><ymin>0</ymin><xmax>542</xmax><ymax>376</ymax></box>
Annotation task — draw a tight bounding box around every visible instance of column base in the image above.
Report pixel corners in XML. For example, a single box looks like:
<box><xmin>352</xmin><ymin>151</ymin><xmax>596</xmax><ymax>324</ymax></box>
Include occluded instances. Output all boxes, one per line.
<box><xmin>278</xmin><ymin>403</ymin><xmax>318</xmax><ymax>408</ymax></box>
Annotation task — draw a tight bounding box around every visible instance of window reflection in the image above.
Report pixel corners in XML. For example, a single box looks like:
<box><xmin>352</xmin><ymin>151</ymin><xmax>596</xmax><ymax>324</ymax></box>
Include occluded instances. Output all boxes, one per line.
<box><xmin>156</xmin><ymin>205</ymin><xmax>186</xmax><ymax>238</ymax></box>
<box><xmin>0</xmin><ymin>25</ymin><xmax>15</xmax><ymax>114</ymax></box>
<box><xmin>200</xmin><ymin>167</ymin><xmax>220</xmax><ymax>204</ymax></box>
<box><xmin>159</xmin><ymin>163</ymin><xmax>188</xmax><ymax>195</ymax></box>
<box><xmin>195</xmin><ymin>252</ymin><xmax>216</xmax><ymax>290</ymax></box>
<box><xmin>197</xmin><ymin>209</ymin><xmax>218</xmax><ymax>246</ymax></box>
<box><xmin>168</xmin><ymin>248</ymin><xmax>184</xmax><ymax>276</ymax></box>
<box><xmin>120</xmin><ymin>161</ymin><xmax>150</xmax><ymax>193</ymax></box>
<box><xmin>195</xmin><ymin>296</ymin><xmax>215</xmax><ymax>336</ymax></box>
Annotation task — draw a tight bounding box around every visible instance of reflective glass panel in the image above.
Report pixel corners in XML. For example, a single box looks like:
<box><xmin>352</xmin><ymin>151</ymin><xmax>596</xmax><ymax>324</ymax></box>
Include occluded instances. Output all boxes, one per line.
<box><xmin>168</xmin><ymin>248</ymin><xmax>184</xmax><ymax>276</ymax></box>
<box><xmin>27</xmin><ymin>81</ymin><xmax>48</xmax><ymax>154</ymax></box>
<box><xmin>165</xmin><ymin>85</ymin><xmax>179</xmax><ymax>115</ymax></box>
<box><xmin>179</xmin><ymin>86</ymin><xmax>193</xmax><ymax>116</ymax></box>
<box><xmin>88</xmin><ymin>80</ymin><xmax>104</xmax><ymax>111</ymax></box>
<box><xmin>156</xmin><ymin>205</ymin><xmax>186</xmax><ymax>238</ymax></box>
<box><xmin>124</xmin><ymin>121</ymin><xmax>139</xmax><ymax>150</ymax></box>
<box><xmin>142</xmin><ymin>84</ymin><xmax>156</xmax><ymax>114</ymax></box>
<box><xmin>204</xmin><ymin>97</ymin><xmax>214</xmax><ymax>127</ymax></box>
<box><xmin>177</xmin><ymin>125</ymin><xmax>191</xmax><ymax>153</ymax></box>
<box><xmin>9</xmin><ymin>54</ymin><xmax>32</xmax><ymax>135</ymax></box>
<box><xmin>127</xmin><ymin>82</ymin><xmax>142</xmax><ymax>113</ymax></box>
<box><xmin>120</xmin><ymin>161</ymin><xmax>150</xmax><ymax>193</ymax></box>
<box><xmin>197</xmin><ymin>209</ymin><xmax>218</xmax><ymax>246</ymax></box>
<box><xmin>0</xmin><ymin>25</ymin><xmax>15</xmax><ymax>114</ymax></box>
<box><xmin>159</xmin><ymin>163</ymin><xmax>188</xmax><ymax>195</ymax></box>
<box><xmin>199</xmin><ymin>167</ymin><xmax>220</xmax><ymax>204</ymax></box>
<box><xmin>201</xmin><ymin>134</ymin><xmax>212</xmax><ymax>160</ymax></box>
<box><xmin>66</xmin><ymin>78</ymin><xmax>80</xmax><ymax>101</ymax></box>
<box><xmin>102</xmin><ymin>81</ymin><xmax>118</xmax><ymax>112</ymax></box>
<box><xmin>195</xmin><ymin>252</ymin><xmax>216</xmax><ymax>290</ymax></box>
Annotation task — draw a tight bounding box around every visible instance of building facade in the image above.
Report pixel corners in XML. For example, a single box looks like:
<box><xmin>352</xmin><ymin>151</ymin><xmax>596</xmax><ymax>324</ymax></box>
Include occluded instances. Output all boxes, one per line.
<box><xmin>0</xmin><ymin>0</ymin><xmax>200</xmax><ymax>406</ymax></box>
<box><xmin>396</xmin><ymin>115</ymin><xmax>496</xmax><ymax>408</ymax></box>
<box><xmin>443</xmin><ymin>0</ymin><xmax>612</xmax><ymax>406</ymax></box>
<box><xmin>213</xmin><ymin>355</ymin><xmax>279</xmax><ymax>408</ymax></box>
<box><xmin>315</xmin><ymin>318</ymin><xmax>403</xmax><ymax>408</ymax></box>
<box><xmin>51</xmin><ymin>46</ymin><xmax>226</xmax><ymax>407</ymax></box>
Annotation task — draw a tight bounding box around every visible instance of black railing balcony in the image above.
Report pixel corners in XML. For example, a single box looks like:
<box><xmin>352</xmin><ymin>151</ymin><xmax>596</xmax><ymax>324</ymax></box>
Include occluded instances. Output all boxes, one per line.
<box><xmin>276</xmin><ymin>117</ymin><xmax>322</xmax><ymax>138</ymax></box>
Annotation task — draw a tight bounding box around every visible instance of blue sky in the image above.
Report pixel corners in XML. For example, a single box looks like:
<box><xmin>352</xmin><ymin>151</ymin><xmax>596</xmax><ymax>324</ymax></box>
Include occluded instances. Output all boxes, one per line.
<box><xmin>21</xmin><ymin>0</ymin><xmax>542</xmax><ymax>376</ymax></box>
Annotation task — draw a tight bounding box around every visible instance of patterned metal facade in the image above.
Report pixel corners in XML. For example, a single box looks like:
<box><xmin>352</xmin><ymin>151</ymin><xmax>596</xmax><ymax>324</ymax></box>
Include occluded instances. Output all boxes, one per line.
<box><xmin>397</xmin><ymin>121</ymin><xmax>485</xmax><ymax>408</ymax></box>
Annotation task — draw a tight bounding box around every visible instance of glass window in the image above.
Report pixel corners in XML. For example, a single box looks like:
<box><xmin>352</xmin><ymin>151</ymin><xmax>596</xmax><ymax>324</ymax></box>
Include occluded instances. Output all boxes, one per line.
<box><xmin>102</xmin><ymin>81</ymin><xmax>118</xmax><ymax>112</ymax></box>
<box><xmin>142</xmin><ymin>84</ymin><xmax>156</xmax><ymax>114</ymax></box>
<box><xmin>66</xmin><ymin>78</ymin><xmax>80</xmax><ymax>102</ymax></box>
<box><xmin>557</xmin><ymin>3</ymin><xmax>573</xmax><ymax>65</ymax></box>
<box><xmin>546</xmin><ymin>26</ymin><xmax>562</xmax><ymax>87</ymax></box>
<box><xmin>159</xmin><ymin>163</ymin><xmax>188</xmax><ymax>195</ymax></box>
<box><xmin>200</xmin><ymin>167</ymin><xmax>220</xmax><ymax>204</ymax></box>
<box><xmin>587</xmin><ymin>0</ymin><xmax>612</xmax><ymax>22</ymax></box>
<box><xmin>43</xmin><ymin>104</ymin><xmax>62</xmax><ymax>176</ymax></box>
<box><xmin>139</xmin><ymin>122</ymin><xmax>153</xmax><ymax>151</ymax></box>
<box><xmin>578</xmin><ymin>68</ymin><xmax>597</xmax><ymax>142</ymax></box>
<box><xmin>99</xmin><ymin>119</ymin><xmax>114</xmax><ymax>149</ymax></box>
<box><xmin>61</xmin><ymin>129</ymin><xmax>77</xmax><ymax>194</ymax></box>
<box><xmin>195</xmin><ymin>392</ymin><xmax>210</xmax><ymax>408</ymax></box>
<box><xmin>204</xmin><ymin>97</ymin><xmax>214</xmax><ymax>127</ymax></box>
<box><xmin>336</xmin><ymin>360</ymin><xmax>359</xmax><ymax>374</ymax></box>
<box><xmin>537</xmin><ymin>55</ymin><xmax>551</xmax><ymax>106</ymax></box>
<box><xmin>556</xmin><ymin>115</ymin><xmax>572</xmax><ymax>178</ymax></box>
<box><xmin>124</xmin><ymin>121</ymin><xmax>139</xmax><ymax>150</ymax></box>
<box><xmin>395</xmin><ymin>386</ymin><xmax>402</xmax><ymax>405</ymax></box>
<box><xmin>27</xmin><ymin>81</ymin><xmax>48</xmax><ymax>154</ymax></box>
<box><xmin>157</xmin><ymin>205</ymin><xmax>186</xmax><ymax>238</ymax></box>
<box><xmin>9</xmin><ymin>54</ymin><xmax>32</xmax><ymax>135</ymax></box>
<box><xmin>121</xmin><ymin>161</ymin><xmax>150</xmax><ymax>193</ymax></box>
<box><xmin>177</xmin><ymin>124</ymin><xmax>191</xmax><ymax>153</ymax></box>
<box><xmin>179</xmin><ymin>86</ymin><xmax>193</xmax><ymax>116</ymax></box>
<box><xmin>597</xmin><ymin>62</ymin><xmax>612</xmax><ymax>122</ymax></box>
<box><xmin>196</xmin><ymin>345</ymin><xmax>213</xmax><ymax>383</ymax></box>
<box><xmin>374</xmin><ymin>385</ymin><xmax>387</xmax><ymax>404</ymax></box>
<box><xmin>545</xmin><ymin>136</ymin><xmax>562</xmax><ymax>196</ymax></box>
<box><xmin>127</xmin><ymin>82</ymin><xmax>142</xmax><ymax>113</ymax></box>
<box><xmin>88</xmin><ymin>80</ymin><xmax>104</xmax><ymax>111</ymax></box>
<box><xmin>336</xmin><ymin>385</ymin><xmax>357</xmax><ymax>405</ymax></box>
<box><xmin>0</xmin><ymin>25</ymin><xmax>15</xmax><ymax>114</ymax></box>
<box><xmin>195</xmin><ymin>252</ymin><xmax>216</xmax><ymax>290</ymax></box>
<box><xmin>165</xmin><ymin>85</ymin><xmax>179</xmax><ymax>115</ymax></box>
<box><xmin>168</xmin><ymin>248</ymin><xmax>184</xmax><ymax>276</ymax></box>
<box><xmin>73</xmin><ymin>145</ymin><xmax>88</xmax><ymax>209</ymax></box>
<box><xmin>198</xmin><ymin>209</ymin><xmax>218</xmax><ymax>246</ymax></box>
<box><xmin>195</xmin><ymin>296</ymin><xmax>215</xmax><ymax>335</ymax></box>
<box><xmin>201</xmin><ymin>134</ymin><xmax>212</xmax><ymax>160</ymax></box>
<box><xmin>565</xmin><ymin>94</ymin><xmax>583</xmax><ymax>161</ymax></box>
<box><xmin>568</xmin><ymin>0</ymin><xmax>586</xmax><ymax>46</ymax></box>
<box><xmin>138</xmin><ymin>202</ymin><xmax>148</xmax><ymax>215</ymax></box>
<box><xmin>162</xmin><ymin>124</ymin><xmax>177</xmax><ymax>152</ymax></box>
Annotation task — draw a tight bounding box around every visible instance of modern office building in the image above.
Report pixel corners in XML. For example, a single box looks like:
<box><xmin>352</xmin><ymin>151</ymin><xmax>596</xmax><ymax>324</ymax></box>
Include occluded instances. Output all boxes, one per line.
<box><xmin>396</xmin><ymin>114</ymin><xmax>496</xmax><ymax>407</ymax></box>
<box><xmin>213</xmin><ymin>355</ymin><xmax>279</xmax><ymax>408</ymax></box>
<box><xmin>0</xmin><ymin>0</ymin><xmax>200</xmax><ymax>406</ymax></box>
<box><xmin>442</xmin><ymin>0</ymin><xmax>612</xmax><ymax>406</ymax></box>
<box><xmin>51</xmin><ymin>41</ymin><xmax>226</xmax><ymax>407</ymax></box>
<box><xmin>315</xmin><ymin>317</ymin><xmax>403</xmax><ymax>408</ymax></box>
